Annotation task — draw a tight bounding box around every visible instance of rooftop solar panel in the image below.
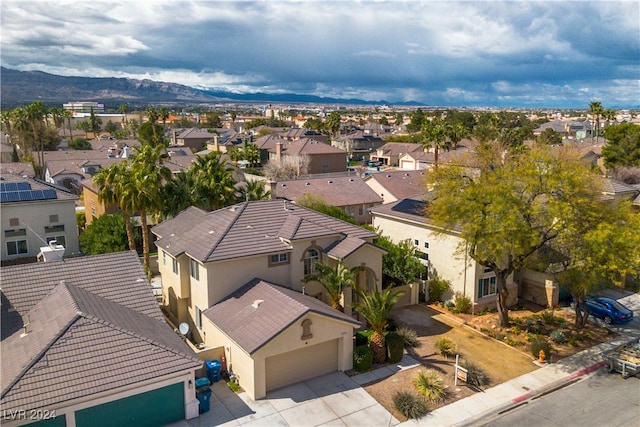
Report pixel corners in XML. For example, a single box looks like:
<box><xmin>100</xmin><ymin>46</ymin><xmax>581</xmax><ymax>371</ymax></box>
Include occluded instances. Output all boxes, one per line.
<box><xmin>18</xmin><ymin>191</ymin><xmax>33</xmax><ymax>201</ymax></box>
<box><xmin>16</xmin><ymin>182</ymin><xmax>31</xmax><ymax>191</ymax></box>
<box><xmin>42</xmin><ymin>189</ymin><xmax>57</xmax><ymax>199</ymax></box>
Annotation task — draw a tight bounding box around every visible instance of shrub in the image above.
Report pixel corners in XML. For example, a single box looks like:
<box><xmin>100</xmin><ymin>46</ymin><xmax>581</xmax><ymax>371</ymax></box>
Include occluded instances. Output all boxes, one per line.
<box><xmin>353</xmin><ymin>345</ymin><xmax>373</xmax><ymax>372</ymax></box>
<box><xmin>386</xmin><ymin>317</ymin><xmax>399</xmax><ymax>332</ymax></box>
<box><xmin>414</xmin><ymin>370</ymin><xmax>446</xmax><ymax>402</ymax></box>
<box><xmin>393</xmin><ymin>392</ymin><xmax>428</xmax><ymax>419</ymax></box>
<box><xmin>450</xmin><ymin>292</ymin><xmax>472</xmax><ymax>314</ymax></box>
<box><xmin>427</xmin><ymin>277</ymin><xmax>451</xmax><ymax>302</ymax></box>
<box><xmin>435</xmin><ymin>337</ymin><xmax>456</xmax><ymax>357</ymax></box>
<box><xmin>550</xmin><ymin>330</ymin><xmax>566</xmax><ymax>344</ymax></box>
<box><xmin>355</xmin><ymin>330</ymin><xmax>373</xmax><ymax>347</ymax></box>
<box><xmin>461</xmin><ymin>362</ymin><xmax>491</xmax><ymax>388</ymax></box>
<box><xmin>69</xmin><ymin>137</ymin><xmax>92</xmax><ymax>150</ymax></box>
<box><xmin>396</xmin><ymin>327</ymin><xmax>419</xmax><ymax>348</ymax></box>
<box><xmin>530</xmin><ymin>338</ymin><xmax>552</xmax><ymax>359</ymax></box>
<box><xmin>386</xmin><ymin>332</ymin><xmax>405</xmax><ymax>363</ymax></box>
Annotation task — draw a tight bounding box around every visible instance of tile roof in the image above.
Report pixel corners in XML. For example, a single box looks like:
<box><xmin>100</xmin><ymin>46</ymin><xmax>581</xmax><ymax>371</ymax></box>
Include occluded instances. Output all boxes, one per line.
<box><xmin>0</xmin><ymin>162</ymin><xmax>36</xmax><ymax>178</ymax></box>
<box><xmin>369</xmin><ymin>193</ymin><xmax>461</xmax><ymax>232</ymax></box>
<box><xmin>365</xmin><ymin>169</ymin><xmax>429</xmax><ymax>201</ymax></box>
<box><xmin>0</xmin><ymin>173</ymin><xmax>78</xmax><ymax>203</ymax></box>
<box><xmin>324</xmin><ymin>236</ymin><xmax>381</xmax><ymax>260</ymax></box>
<box><xmin>203</xmin><ymin>278</ymin><xmax>359</xmax><ymax>355</ymax></box>
<box><xmin>1</xmin><ymin>282</ymin><xmax>200</xmax><ymax>413</ymax></box>
<box><xmin>152</xmin><ymin>200</ymin><xmax>378</xmax><ymax>263</ymax></box>
<box><xmin>256</xmin><ymin>135</ymin><xmax>346</xmax><ymax>155</ymax></box>
<box><xmin>0</xmin><ymin>251</ymin><xmax>162</xmax><ymax>339</ymax></box>
<box><xmin>274</xmin><ymin>176</ymin><xmax>383</xmax><ymax>207</ymax></box>
<box><xmin>377</xmin><ymin>142</ymin><xmax>423</xmax><ymax>156</ymax></box>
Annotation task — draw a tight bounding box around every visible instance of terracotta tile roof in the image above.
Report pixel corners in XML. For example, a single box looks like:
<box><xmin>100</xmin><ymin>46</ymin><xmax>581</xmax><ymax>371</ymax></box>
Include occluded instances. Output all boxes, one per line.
<box><xmin>365</xmin><ymin>169</ymin><xmax>429</xmax><ymax>201</ymax></box>
<box><xmin>274</xmin><ymin>176</ymin><xmax>383</xmax><ymax>207</ymax></box>
<box><xmin>0</xmin><ymin>251</ymin><xmax>163</xmax><ymax>339</ymax></box>
<box><xmin>203</xmin><ymin>278</ymin><xmax>359</xmax><ymax>354</ymax></box>
<box><xmin>152</xmin><ymin>200</ymin><xmax>378</xmax><ymax>263</ymax></box>
<box><xmin>1</xmin><ymin>267</ymin><xmax>200</xmax><ymax>413</ymax></box>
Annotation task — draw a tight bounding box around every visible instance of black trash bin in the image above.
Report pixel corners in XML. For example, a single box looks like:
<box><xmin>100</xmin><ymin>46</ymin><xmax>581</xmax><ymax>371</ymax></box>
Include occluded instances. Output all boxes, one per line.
<box><xmin>196</xmin><ymin>387</ymin><xmax>212</xmax><ymax>413</ymax></box>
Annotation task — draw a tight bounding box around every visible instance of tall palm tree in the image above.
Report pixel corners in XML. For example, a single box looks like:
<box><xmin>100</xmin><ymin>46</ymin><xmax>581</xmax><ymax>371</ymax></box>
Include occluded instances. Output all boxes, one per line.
<box><xmin>191</xmin><ymin>152</ymin><xmax>237</xmax><ymax>210</ymax></box>
<box><xmin>145</xmin><ymin>106</ymin><xmax>160</xmax><ymax>144</ymax></box>
<box><xmin>159</xmin><ymin>107</ymin><xmax>170</xmax><ymax>131</ymax></box>
<box><xmin>588</xmin><ymin>101</ymin><xmax>604</xmax><ymax>142</ymax></box>
<box><xmin>130</xmin><ymin>143</ymin><xmax>172</xmax><ymax>271</ymax></box>
<box><xmin>447</xmin><ymin>121</ymin><xmax>469</xmax><ymax>150</ymax></box>
<box><xmin>93</xmin><ymin>163</ymin><xmax>137</xmax><ymax>251</ymax></box>
<box><xmin>303</xmin><ymin>260</ymin><xmax>363</xmax><ymax>312</ymax></box>
<box><xmin>159</xmin><ymin>171</ymin><xmax>196</xmax><ymax>219</ymax></box>
<box><xmin>352</xmin><ymin>286</ymin><xmax>405</xmax><ymax>363</ymax></box>
<box><xmin>25</xmin><ymin>102</ymin><xmax>48</xmax><ymax>178</ymax></box>
<box><xmin>422</xmin><ymin>116</ymin><xmax>449</xmax><ymax>172</ymax></box>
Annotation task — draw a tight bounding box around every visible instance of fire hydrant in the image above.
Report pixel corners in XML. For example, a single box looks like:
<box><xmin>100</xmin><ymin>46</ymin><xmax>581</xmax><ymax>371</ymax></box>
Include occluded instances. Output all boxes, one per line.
<box><xmin>538</xmin><ymin>349</ymin><xmax>546</xmax><ymax>363</ymax></box>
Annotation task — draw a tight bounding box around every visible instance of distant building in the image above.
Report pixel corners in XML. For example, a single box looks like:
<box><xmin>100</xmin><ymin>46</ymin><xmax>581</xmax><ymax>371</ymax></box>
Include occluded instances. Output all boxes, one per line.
<box><xmin>63</xmin><ymin>101</ymin><xmax>104</xmax><ymax>113</ymax></box>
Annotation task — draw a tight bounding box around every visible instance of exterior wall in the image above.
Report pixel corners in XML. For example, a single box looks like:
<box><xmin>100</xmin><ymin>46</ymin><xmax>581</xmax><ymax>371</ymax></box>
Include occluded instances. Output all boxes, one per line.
<box><xmin>5</xmin><ymin>371</ymin><xmax>199</xmax><ymax>427</ymax></box>
<box><xmin>82</xmin><ymin>187</ymin><xmax>119</xmax><ymax>226</ymax></box>
<box><xmin>364</xmin><ymin>178</ymin><xmax>397</xmax><ymax>204</ymax></box>
<box><xmin>1</xmin><ymin>200</ymin><xmax>79</xmax><ymax>262</ymax></box>
<box><xmin>307</xmin><ymin>153</ymin><xmax>347</xmax><ymax>175</ymax></box>
<box><xmin>515</xmin><ymin>268</ymin><xmax>558</xmax><ymax>308</ymax></box>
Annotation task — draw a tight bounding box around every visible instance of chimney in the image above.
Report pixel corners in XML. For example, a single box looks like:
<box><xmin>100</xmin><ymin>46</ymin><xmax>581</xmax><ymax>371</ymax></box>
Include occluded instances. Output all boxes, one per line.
<box><xmin>172</xmin><ymin>130</ymin><xmax>177</xmax><ymax>145</ymax></box>
<box><xmin>214</xmin><ymin>135</ymin><xmax>219</xmax><ymax>152</ymax></box>
<box><xmin>267</xmin><ymin>180</ymin><xmax>277</xmax><ymax>199</ymax></box>
<box><xmin>276</xmin><ymin>142</ymin><xmax>282</xmax><ymax>161</ymax></box>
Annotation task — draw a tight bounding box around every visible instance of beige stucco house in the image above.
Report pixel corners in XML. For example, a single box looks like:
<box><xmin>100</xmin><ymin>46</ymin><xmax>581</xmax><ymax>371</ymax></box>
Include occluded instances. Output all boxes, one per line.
<box><xmin>151</xmin><ymin>199</ymin><xmax>385</xmax><ymax>399</ymax></box>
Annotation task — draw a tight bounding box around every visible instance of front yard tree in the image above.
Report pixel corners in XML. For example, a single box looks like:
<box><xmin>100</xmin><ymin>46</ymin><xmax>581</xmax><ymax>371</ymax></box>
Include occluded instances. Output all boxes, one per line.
<box><xmin>352</xmin><ymin>286</ymin><xmax>405</xmax><ymax>363</ymax></box>
<box><xmin>602</xmin><ymin>123</ymin><xmax>640</xmax><ymax>168</ymax></box>
<box><xmin>303</xmin><ymin>260</ymin><xmax>362</xmax><ymax>312</ymax></box>
<box><xmin>79</xmin><ymin>213</ymin><xmax>131</xmax><ymax>255</ymax></box>
<box><xmin>375</xmin><ymin>236</ymin><xmax>425</xmax><ymax>288</ymax></box>
<box><xmin>427</xmin><ymin>143</ymin><xmax>607</xmax><ymax>327</ymax></box>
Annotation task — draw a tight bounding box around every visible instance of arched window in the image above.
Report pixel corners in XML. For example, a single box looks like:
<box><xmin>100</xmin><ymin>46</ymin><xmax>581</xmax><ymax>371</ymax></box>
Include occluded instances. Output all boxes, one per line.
<box><xmin>303</xmin><ymin>248</ymin><xmax>319</xmax><ymax>275</ymax></box>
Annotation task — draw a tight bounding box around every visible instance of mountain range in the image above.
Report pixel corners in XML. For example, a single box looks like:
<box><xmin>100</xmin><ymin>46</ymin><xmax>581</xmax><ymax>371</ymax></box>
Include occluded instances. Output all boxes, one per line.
<box><xmin>0</xmin><ymin>67</ymin><xmax>413</xmax><ymax>108</ymax></box>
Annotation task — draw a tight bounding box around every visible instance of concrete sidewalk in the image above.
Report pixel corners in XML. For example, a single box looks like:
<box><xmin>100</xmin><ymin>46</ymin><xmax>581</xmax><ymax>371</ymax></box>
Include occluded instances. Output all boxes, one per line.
<box><xmin>398</xmin><ymin>332</ymin><xmax>640</xmax><ymax>427</ymax></box>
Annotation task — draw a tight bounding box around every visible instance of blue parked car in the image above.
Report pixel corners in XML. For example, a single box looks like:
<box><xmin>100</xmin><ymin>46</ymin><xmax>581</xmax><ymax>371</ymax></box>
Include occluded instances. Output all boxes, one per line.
<box><xmin>582</xmin><ymin>296</ymin><xmax>634</xmax><ymax>324</ymax></box>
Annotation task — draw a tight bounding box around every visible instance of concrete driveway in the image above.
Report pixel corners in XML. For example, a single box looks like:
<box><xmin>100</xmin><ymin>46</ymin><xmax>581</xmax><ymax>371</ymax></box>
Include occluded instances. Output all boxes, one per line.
<box><xmin>166</xmin><ymin>359</ymin><xmax>419</xmax><ymax>427</ymax></box>
<box><xmin>592</xmin><ymin>289</ymin><xmax>640</xmax><ymax>333</ymax></box>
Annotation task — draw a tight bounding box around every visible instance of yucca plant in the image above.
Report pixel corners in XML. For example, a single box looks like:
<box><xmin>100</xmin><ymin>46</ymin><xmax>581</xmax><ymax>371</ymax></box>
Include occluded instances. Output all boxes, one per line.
<box><xmin>393</xmin><ymin>391</ymin><xmax>428</xmax><ymax>419</ymax></box>
<box><xmin>396</xmin><ymin>327</ymin><xmax>419</xmax><ymax>348</ymax></box>
<box><xmin>414</xmin><ymin>370</ymin><xmax>446</xmax><ymax>402</ymax></box>
<box><xmin>435</xmin><ymin>336</ymin><xmax>456</xmax><ymax>357</ymax></box>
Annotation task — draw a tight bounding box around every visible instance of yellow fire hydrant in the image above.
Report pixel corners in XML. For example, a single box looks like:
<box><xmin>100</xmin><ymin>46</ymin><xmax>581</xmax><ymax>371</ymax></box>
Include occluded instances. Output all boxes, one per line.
<box><xmin>538</xmin><ymin>349</ymin><xmax>546</xmax><ymax>363</ymax></box>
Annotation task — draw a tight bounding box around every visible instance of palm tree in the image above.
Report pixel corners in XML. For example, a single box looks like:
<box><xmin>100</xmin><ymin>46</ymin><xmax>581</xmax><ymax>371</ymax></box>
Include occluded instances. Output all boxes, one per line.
<box><xmin>303</xmin><ymin>260</ymin><xmax>363</xmax><ymax>312</ymax></box>
<box><xmin>145</xmin><ymin>106</ymin><xmax>160</xmax><ymax>144</ymax></box>
<box><xmin>159</xmin><ymin>171</ymin><xmax>196</xmax><ymax>219</ymax></box>
<box><xmin>352</xmin><ymin>286</ymin><xmax>405</xmax><ymax>363</ymax></box>
<box><xmin>237</xmin><ymin>180</ymin><xmax>271</xmax><ymax>202</ymax></box>
<box><xmin>191</xmin><ymin>152</ymin><xmax>237</xmax><ymax>210</ymax></box>
<box><xmin>93</xmin><ymin>163</ymin><xmax>137</xmax><ymax>251</ymax></box>
<box><xmin>159</xmin><ymin>107</ymin><xmax>170</xmax><ymax>131</ymax></box>
<box><xmin>129</xmin><ymin>143</ymin><xmax>172</xmax><ymax>271</ymax></box>
<box><xmin>244</xmin><ymin>143</ymin><xmax>261</xmax><ymax>166</ymax></box>
<box><xmin>588</xmin><ymin>101</ymin><xmax>604</xmax><ymax>142</ymax></box>
<box><xmin>422</xmin><ymin>116</ymin><xmax>449</xmax><ymax>172</ymax></box>
<box><xmin>118</xmin><ymin>104</ymin><xmax>130</xmax><ymax>130</ymax></box>
<box><xmin>25</xmin><ymin>102</ymin><xmax>48</xmax><ymax>178</ymax></box>
<box><xmin>447</xmin><ymin>122</ymin><xmax>469</xmax><ymax>150</ymax></box>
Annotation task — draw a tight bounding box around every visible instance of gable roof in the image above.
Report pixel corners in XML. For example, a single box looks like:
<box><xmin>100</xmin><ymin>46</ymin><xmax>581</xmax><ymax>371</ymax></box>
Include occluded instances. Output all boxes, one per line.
<box><xmin>203</xmin><ymin>278</ymin><xmax>359</xmax><ymax>355</ymax></box>
<box><xmin>364</xmin><ymin>169</ymin><xmax>428</xmax><ymax>201</ymax></box>
<box><xmin>0</xmin><ymin>251</ymin><xmax>163</xmax><ymax>339</ymax></box>
<box><xmin>1</xmin><ymin>266</ymin><xmax>200</xmax><ymax>413</ymax></box>
<box><xmin>274</xmin><ymin>176</ymin><xmax>383</xmax><ymax>207</ymax></box>
<box><xmin>152</xmin><ymin>200</ymin><xmax>378</xmax><ymax>263</ymax></box>
<box><xmin>369</xmin><ymin>192</ymin><xmax>460</xmax><ymax>231</ymax></box>
<box><xmin>376</xmin><ymin>142</ymin><xmax>423</xmax><ymax>157</ymax></box>
<box><xmin>256</xmin><ymin>135</ymin><xmax>346</xmax><ymax>156</ymax></box>
<box><xmin>0</xmin><ymin>173</ymin><xmax>77</xmax><ymax>204</ymax></box>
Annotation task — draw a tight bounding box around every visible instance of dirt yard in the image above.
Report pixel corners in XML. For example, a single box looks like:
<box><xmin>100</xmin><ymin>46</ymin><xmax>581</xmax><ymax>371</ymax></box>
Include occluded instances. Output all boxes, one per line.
<box><xmin>362</xmin><ymin>304</ymin><xmax>615</xmax><ymax>422</ymax></box>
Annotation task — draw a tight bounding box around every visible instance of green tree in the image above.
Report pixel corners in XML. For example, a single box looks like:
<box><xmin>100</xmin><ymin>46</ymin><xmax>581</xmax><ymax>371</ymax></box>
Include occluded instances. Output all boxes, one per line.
<box><xmin>602</xmin><ymin>123</ymin><xmax>640</xmax><ymax>168</ymax></box>
<box><xmin>352</xmin><ymin>286</ymin><xmax>405</xmax><ymax>363</ymax></box>
<box><xmin>303</xmin><ymin>260</ymin><xmax>362</xmax><ymax>312</ymax></box>
<box><xmin>427</xmin><ymin>143</ymin><xmax>608</xmax><ymax>327</ymax></box>
<box><xmin>537</xmin><ymin>128</ymin><xmax>562</xmax><ymax>145</ymax></box>
<box><xmin>25</xmin><ymin>102</ymin><xmax>48</xmax><ymax>178</ymax></box>
<box><xmin>297</xmin><ymin>193</ymin><xmax>358</xmax><ymax>224</ymax></box>
<box><xmin>447</xmin><ymin>122</ymin><xmax>470</xmax><ymax>150</ymax></box>
<box><xmin>104</xmin><ymin>119</ymin><xmax>117</xmax><ymax>134</ymax></box>
<box><xmin>304</xmin><ymin>117</ymin><xmax>324</xmax><ymax>131</ymax></box>
<box><xmin>88</xmin><ymin>107</ymin><xmax>101</xmax><ymax>133</ymax></box>
<box><xmin>190</xmin><ymin>151</ymin><xmax>238</xmax><ymax>210</ymax></box>
<box><xmin>589</xmin><ymin>101</ymin><xmax>604</xmax><ymax>142</ymax></box>
<box><xmin>159</xmin><ymin>107</ymin><xmax>170</xmax><ymax>131</ymax></box>
<box><xmin>159</xmin><ymin>171</ymin><xmax>196</xmax><ymax>219</ymax></box>
<box><xmin>205</xmin><ymin>112</ymin><xmax>222</xmax><ymax>128</ymax></box>
<box><xmin>69</xmin><ymin>137</ymin><xmax>92</xmax><ymax>150</ymax></box>
<box><xmin>375</xmin><ymin>236</ymin><xmax>426</xmax><ymax>288</ymax></box>
<box><xmin>137</xmin><ymin>121</ymin><xmax>165</xmax><ymax>145</ymax></box>
<box><xmin>145</xmin><ymin>106</ymin><xmax>160</xmax><ymax>144</ymax></box>
<box><xmin>407</xmin><ymin>109</ymin><xmax>426</xmax><ymax>133</ymax></box>
<box><xmin>422</xmin><ymin>116</ymin><xmax>450</xmax><ymax>172</ymax></box>
<box><xmin>237</xmin><ymin>180</ymin><xmax>271</xmax><ymax>202</ymax></box>
<box><xmin>79</xmin><ymin>213</ymin><xmax>130</xmax><ymax>255</ymax></box>
<box><xmin>324</xmin><ymin>111</ymin><xmax>342</xmax><ymax>137</ymax></box>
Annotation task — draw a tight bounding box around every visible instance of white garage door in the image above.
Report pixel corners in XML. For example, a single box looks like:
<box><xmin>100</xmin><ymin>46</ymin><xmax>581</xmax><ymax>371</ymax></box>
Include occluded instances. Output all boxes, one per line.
<box><xmin>265</xmin><ymin>339</ymin><xmax>339</xmax><ymax>392</ymax></box>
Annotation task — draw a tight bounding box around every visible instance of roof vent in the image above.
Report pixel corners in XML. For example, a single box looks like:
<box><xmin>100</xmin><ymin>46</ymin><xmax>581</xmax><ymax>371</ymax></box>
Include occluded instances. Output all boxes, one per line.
<box><xmin>252</xmin><ymin>299</ymin><xmax>264</xmax><ymax>309</ymax></box>
<box><xmin>386</xmin><ymin>174</ymin><xmax>391</xmax><ymax>178</ymax></box>
<box><xmin>305</xmin><ymin>182</ymin><xmax>311</xmax><ymax>186</ymax></box>
<box><xmin>328</xmin><ymin>180</ymin><xmax>333</xmax><ymax>184</ymax></box>
<box><xmin>349</xmin><ymin>178</ymin><xmax>354</xmax><ymax>182</ymax></box>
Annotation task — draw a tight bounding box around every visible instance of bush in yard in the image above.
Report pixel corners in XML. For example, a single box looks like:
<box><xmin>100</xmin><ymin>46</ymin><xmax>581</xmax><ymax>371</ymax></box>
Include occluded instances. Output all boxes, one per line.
<box><xmin>355</xmin><ymin>330</ymin><xmax>373</xmax><ymax>347</ymax></box>
<box><xmin>427</xmin><ymin>277</ymin><xmax>451</xmax><ymax>302</ymax></box>
<box><xmin>386</xmin><ymin>332</ymin><xmax>404</xmax><ymax>363</ymax></box>
<box><xmin>461</xmin><ymin>362</ymin><xmax>491</xmax><ymax>388</ymax></box>
<box><xmin>393</xmin><ymin>392</ymin><xmax>428</xmax><ymax>419</ymax></box>
<box><xmin>353</xmin><ymin>345</ymin><xmax>373</xmax><ymax>372</ymax></box>
<box><xmin>396</xmin><ymin>327</ymin><xmax>419</xmax><ymax>348</ymax></box>
<box><xmin>550</xmin><ymin>330</ymin><xmax>567</xmax><ymax>344</ymax></box>
<box><xmin>435</xmin><ymin>337</ymin><xmax>456</xmax><ymax>358</ymax></box>
<box><xmin>414</xmin><ymin>370</ymin><xmax>446</xmax><ymax>402</ymax></box>
<box><xmin>530</xmin><ymin>338</ymin><xmax>552</xmax><ymax>359</ymax></box>
<box><xmin>450</xmin><ymin>292</ymin><xmax>472</xmax><ymax>314</ymax></box>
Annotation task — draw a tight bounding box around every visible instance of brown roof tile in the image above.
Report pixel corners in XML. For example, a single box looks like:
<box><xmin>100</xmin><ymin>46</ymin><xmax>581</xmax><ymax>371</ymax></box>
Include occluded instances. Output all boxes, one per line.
<box><xmin>274</xmin><ymin>176</ymin><xmax>383</xmax><ymax>207</ymax></box>
<box><xmin>203</xmin><ymin>278</ymin><xmax>359</xmax><ymax>354</ymax></box>
<box><xmin>365</xmin><ymin>170</ymin><xmax>429</xmax><ymax>201</ymax></box>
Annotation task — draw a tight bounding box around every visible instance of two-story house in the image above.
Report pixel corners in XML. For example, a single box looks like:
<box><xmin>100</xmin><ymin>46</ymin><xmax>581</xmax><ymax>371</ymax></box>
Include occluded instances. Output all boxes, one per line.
<box><xmin>332</xmin><ymin>131</ymin><xmax>386</xmax><ymax>161</ymax></box>
<box><xmin>255</xmin><ymin>135</ymin><xmax>348</xmax><ymax>175</ymax></box>
<box><xmin>151</xmin><ymin>199</ymin><xmax>385</xmax><ymax>399</ymax></box>
<box><xmin>0</xmin><ymin>173</ymin><xmax>79</xmax><ymax>264</ymax></box>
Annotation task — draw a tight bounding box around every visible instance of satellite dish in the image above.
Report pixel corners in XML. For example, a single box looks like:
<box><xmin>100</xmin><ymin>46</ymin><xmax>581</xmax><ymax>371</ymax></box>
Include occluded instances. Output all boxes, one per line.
<box><xmin>178</xmin><ymin>322</ymin><xmax>190</xmax><ymax>336</ymax></box>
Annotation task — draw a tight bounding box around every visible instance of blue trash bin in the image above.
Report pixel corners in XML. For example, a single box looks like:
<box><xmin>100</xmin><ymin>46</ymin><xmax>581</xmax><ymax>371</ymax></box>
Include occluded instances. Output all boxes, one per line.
<box><xmin>205</xmin><ymin>360</ymin><xmax>222</xmax><ymax>383</ymax></box>
<box><xmin>195</xmin><ymin>377</ymin><xmax>211</xmax><ymax>389</ymax></box>
<box><xmin>196</xmin><ymin>387</ymin><xmax>212</xmax><ymax>413</ymax></box>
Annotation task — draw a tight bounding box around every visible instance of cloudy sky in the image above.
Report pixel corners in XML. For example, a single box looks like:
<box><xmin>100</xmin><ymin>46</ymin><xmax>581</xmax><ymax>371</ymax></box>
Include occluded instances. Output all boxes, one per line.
<box><xmin>1</xmin><ymin>1</ymin><xmax>638</xmax><ymax>108</ymax></box>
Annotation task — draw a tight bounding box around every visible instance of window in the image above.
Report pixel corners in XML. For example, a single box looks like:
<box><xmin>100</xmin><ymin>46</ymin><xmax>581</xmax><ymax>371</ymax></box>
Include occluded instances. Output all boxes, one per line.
<box><xmin>420</xmin><ymin>253</ymin><xmax>429</xmax><ymax>261</ymax></box>
<box><xmin>45</xmin><ymin>225</ymin><xmax>65</xmax><ymax>233</ymax></box>
<box><xmin>172</xmin><ymin>257</ymin><xmax>178</xmax><ymax>274</ymax></box>
<box><xmin>424</xmin><ymin>242</ymin><xmax>429</xmax><ymax>249</ymax></box>
<box><xmin>162</xmin><ymin>251</ymin><xmax>166</xmax><ymax>266</ymax></box>
<box><xmin>269</xmin><ymin>252</ymin><xmax>289</xmax><ymax>266</ymax></box>
<box><xmin>478</xmin><ymin>276</ymin><xmax>497</xmax><ymax>298</ymax></box>
<box><xmin>190</xmin><ymin>258</ymin><xmax>200</xmax><ymax>280</ymax></box>
<box><xmin>304</xmin><ymin>248</ymin><xmax>320</xmax><ymax>275</ymax></box>
<box><xmin>6</xmin><ymin>240</ymin><xmax>27</xmax><ymax>256</ymax></box>
<box><xmin>195</xmin><ymin>306</ymin><xmax>202</xmax><ymax>329</ymax></box>
<box><xmin>414</xmin><ymin>239</ymin><xmax>419</xmax><ymax>246</ymax></box>
<box><xmin>358</xmin><ymin>205</ymin><xmax>364</xmax><ymax>216</ymax></box>
<box><xmin>5</xmin><ymin>229</ymin><xmax>26</xmax><ymax>238</ymax></box>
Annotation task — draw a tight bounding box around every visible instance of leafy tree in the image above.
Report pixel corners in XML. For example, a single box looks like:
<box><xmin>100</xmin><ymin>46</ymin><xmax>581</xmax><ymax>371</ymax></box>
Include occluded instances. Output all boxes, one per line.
<box><xmin>303</xmin><ymin>260</ymin><xmax>362</xmax><ymax>312</ymax></box>
<box><xmin>378</xmin><ymin>116</ymin><xmax>389</xmax><ymax>126</ymax></box>
<box><xmin>137</xmin><ymin>121</ymin><xmax>165</xmax><ymax>145</ymax></box>
<box><xmin>352</xmin><ymin>286</ymin><xmax>405</xmax><ymax>363</ymax></box>
<box><xmin>375</xmin><ymin>236</ymin><xmax>425</xmax><ymax>288</ymax></box>
<box><xmin>88</xmin><ymin>107</ymin><xmax>101</xmax><ymax>133</ymax></box>
<box><xmin>304</xmin><ymin>117</ymin><xmax>324</xmax><ymax>131</ymax></box>
<box><xmin>427</xmin><ymin>143</ymin><xmax>609</xmax><ymax>327</ymax></box>
<box><xmin>406</xmin><ymin>109</ymin><xmax>426</xmax><ymax>133</ymax></box>
<box><xmin>602</xmin><ymin>123</ymin><xmax>640</xmax><ymax>168</ymax></box>
<box><xmin>76</xmin><ymin>121</ymin><xmax>90</xmax><ymax>132</ymax></box>
<box><xmin>79</xmin><ymin>213</ymin><xmax>130</xmax><ymax>255</ymax></box>
<box><xmin>159</xmin><ymin>171</ymin><xmax>197</xmax><ymax>218</ymax></box>
<box><xmin>394</xmin><ymin>112</ymin><xmax>404</xmax><ymax>126</ymax></box>
<box><xmin>69</xmin><ymin>137</ymin><xmax>92</xmax><ymax>150</ymax></box>
<box><xmin>447</xmin><ymin>121</ymin><xmax>470</xmax><ymax>150</ymax></box>
<box><xmin>537</xmin><ymin>128</ymin><xmax>562</xmax><ymax>145</ymax></box>
<box><xmin>205</xmin><ymin>112</ymin><xmax>222</xmax><ymax>128</ymax></box>
<box><xmin>297</xmin><ymin>194</ymin><xmax>358</xmax><ymax>224</ymax></box>
<box><xmin>104</xmin><ymin>119</ymin><xmax>117</xmax><ymax>134</ymax></box>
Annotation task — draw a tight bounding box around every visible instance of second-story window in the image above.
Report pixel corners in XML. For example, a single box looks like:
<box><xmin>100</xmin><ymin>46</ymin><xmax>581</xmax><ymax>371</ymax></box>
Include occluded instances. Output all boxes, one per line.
<box><xmin>190</xmin><ymin>258</ymin><xmax>199</xmax><ymax>280</ymax></box>
<box><xmin>172</xmin><ymin>257</ymin><xmax>178</xmax><ymax>274</ymax></box>
<box><xmin>304</xmin><ymin>248</ymin><xmax>319</xmax><ymax>275</ymax></box>
<box><xmin>269</xmin><ymin>253</ymin><xmax>289</xmax><ymax>266</ymax></box>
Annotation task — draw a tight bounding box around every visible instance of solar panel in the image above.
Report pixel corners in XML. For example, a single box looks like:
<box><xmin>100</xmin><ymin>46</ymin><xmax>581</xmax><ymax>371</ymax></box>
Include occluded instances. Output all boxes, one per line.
<box><xmin>18</xmin><ymin>191</ymin><xmax>33</xmax><ymax>201</ymax></box>
<box><xmin>42</xmin><ymin>189</ymin><xmax>57</xmax><ymax>199</ymax></box>
<box><xmin>16</xmin><ymin>182</ymin><xmax>31</xmax><ymax>191</ymax></box>
<box><xmin>31</xmin><ymin>190</ymin><xmax>44</xmax><ymax>200</ymax></box>
<box><xmin>5</xmin><ymin>192</ymin><xmax>20</xmax><ymax>202</ymax></box>
<box><xmin>0</xmin><ymin>193</ymin><xmax>6</xmax><ymax>203</ymax></box>
<box><xmin>1</xmin><ymin>182</ymin><xmax>18</xmax><ymax>191</ymax></box>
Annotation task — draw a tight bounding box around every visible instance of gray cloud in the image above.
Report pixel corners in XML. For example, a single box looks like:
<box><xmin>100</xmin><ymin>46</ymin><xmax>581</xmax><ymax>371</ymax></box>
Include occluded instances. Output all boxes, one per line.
<box><xmin>1</xmin><ymin>0</ymin><xmax>638</xmax><ymax>108</ymax></box>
